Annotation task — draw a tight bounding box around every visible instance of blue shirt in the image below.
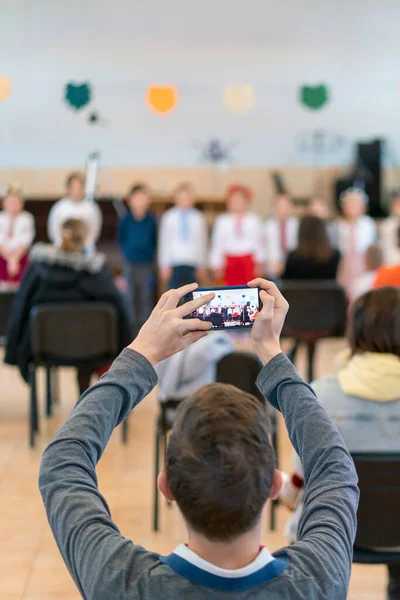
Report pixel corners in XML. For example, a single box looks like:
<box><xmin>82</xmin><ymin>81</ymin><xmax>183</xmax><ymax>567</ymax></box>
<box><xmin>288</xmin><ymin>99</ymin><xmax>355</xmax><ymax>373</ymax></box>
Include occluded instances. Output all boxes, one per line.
<box><xmin>118</xmin><ymin>211</ymin><xmax>157</xmax><ymax>264</ymax></box>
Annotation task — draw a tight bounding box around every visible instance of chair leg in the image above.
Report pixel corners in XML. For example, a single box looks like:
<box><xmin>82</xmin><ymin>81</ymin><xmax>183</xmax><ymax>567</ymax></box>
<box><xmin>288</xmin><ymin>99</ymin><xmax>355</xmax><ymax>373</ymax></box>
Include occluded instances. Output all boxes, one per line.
<box><xmin>122</xmin><ymin>419</ymin><xmax>128</xmax><ymax>445</ymax></box>
<box><xmin>270</xmin><ymin>413</ymin><xmax>279</xmax><ymax>531</ymax></box>
<box><xmin>29</xmin><ymin>365</ymin><xmax>38</xmax><ymax>448</ymax></box>
<box><xmin>307</xmin><ymin>342</ymin><xmax>316</xmax><ymax>382</ymax></box>
<box><xmin>46</xmin><ymin>367</ymin><xmax>52</xmax><ymax>417</ymax></box>
<box><xmin>287</xmin><ymin>341</ymin><xmax>300</xmax><ymax>366</ymax></box>
<box><xmin>153</xmin><ymin>423</ymin><xmax>161</xmax><ymax>531</ymax></box>
<box><xmin>52</xmin><ymin>368</ymin><xmax>60</xmax><ymax>405</ymax></box>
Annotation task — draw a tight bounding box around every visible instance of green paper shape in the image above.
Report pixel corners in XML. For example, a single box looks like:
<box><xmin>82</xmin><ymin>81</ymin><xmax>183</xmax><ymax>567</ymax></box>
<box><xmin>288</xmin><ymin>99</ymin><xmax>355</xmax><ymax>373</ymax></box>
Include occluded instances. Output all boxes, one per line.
<box><xmin>300</xmin><ymin>84</ymin><xmax>329</xmax><ymax>110</ymax></box>
<box><xmin>64</xmin><ymin>82</ymin><xmax>92</xmax><ymax>111</ymax></box>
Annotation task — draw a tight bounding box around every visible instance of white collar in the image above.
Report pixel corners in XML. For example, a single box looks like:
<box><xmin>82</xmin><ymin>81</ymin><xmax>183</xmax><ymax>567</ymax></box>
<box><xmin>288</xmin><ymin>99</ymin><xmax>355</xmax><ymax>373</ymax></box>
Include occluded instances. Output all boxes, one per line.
<box><xmin>173</xmin><ymin>544</ymin><xmax>274</xmax><ymax>579</ymax></box>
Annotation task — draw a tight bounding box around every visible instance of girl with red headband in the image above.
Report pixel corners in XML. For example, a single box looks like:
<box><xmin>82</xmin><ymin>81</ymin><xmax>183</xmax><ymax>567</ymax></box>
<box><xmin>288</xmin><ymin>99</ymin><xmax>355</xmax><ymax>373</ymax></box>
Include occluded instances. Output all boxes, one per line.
<box><xmin>209</xmin><ymin>184</ymin><xmax>264</xmax><ymax>285</ymax></box>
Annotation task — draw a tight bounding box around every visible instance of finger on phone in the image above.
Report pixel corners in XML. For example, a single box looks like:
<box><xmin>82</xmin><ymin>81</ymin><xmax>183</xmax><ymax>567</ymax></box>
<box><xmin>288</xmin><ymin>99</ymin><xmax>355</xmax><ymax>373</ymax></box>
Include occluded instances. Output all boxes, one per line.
<box><xmin>162</xmin><ymin>282</ymin><xmax>199</xmax><ymax>310</ymax></box>
<box><xmin>180</xmin><ymin>318</ymin><xmax>213</xmax><ymax>332</ymax></box>
<box><xmin>248</xmin><ymin>278</ymin><xmax>287</xmax><ymax>308</ymax></box>
<box><xmin>176</xmin><ymin>292</ymin><xmax>215</xmax><ymax>317</ymax></box>
<box><xmin>258</xmin><ymin>289</ymin><xmax>274</xmax><ymax>318</ymax></box>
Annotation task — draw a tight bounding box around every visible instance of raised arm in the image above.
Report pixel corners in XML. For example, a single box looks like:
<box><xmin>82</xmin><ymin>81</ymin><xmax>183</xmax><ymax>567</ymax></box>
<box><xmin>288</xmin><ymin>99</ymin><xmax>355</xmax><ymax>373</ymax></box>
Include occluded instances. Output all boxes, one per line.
<box><xmin>39</xmin><ymin>283</ymin><xmax>214</xmax><ymax>599</ymax></box>
<box><xmin>248</xmin><ymin>278</ymin><xmax>359</xmax><ymax>591</ymax></box>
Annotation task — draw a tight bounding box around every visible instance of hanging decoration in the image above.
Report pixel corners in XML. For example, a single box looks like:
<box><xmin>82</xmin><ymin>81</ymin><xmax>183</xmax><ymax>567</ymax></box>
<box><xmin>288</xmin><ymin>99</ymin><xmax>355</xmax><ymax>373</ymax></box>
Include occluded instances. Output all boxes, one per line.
<box><xmin>64</xmin><ymin>81</ymin><xmax>92</xmax><ymax>111</ymax></box>
<box><xmin>194</xmin><ymin>138</ymin><xmax>237</xmax><ymax>164</ymax></box>
<box><xmin>222</xmin><ymin>85</ymin><xmax>255</xmax><ymax>115</ymax></box>
<box><xmin>300</xmin><ymin>84</ymin><xmax>329</xmax><ymax>111</ymax></box>
<box><xmin>147</xmin><ymin>85</ymin><xmax>178</xmax><ymax>115</ymax></box>
<box><xmin>0</xmin><ymin>75</ymin><xmax>12</xmax><ymax>103</ymax></box>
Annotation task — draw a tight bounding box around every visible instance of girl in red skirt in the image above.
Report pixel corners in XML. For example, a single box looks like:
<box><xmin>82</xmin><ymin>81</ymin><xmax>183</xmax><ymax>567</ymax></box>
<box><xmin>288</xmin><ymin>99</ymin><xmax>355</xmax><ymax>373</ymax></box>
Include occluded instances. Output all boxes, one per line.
<box><xmin>210</xmin><ymin>184</ymin><xmax>264</xmax><ymax>285</ymax></box>
<box><xmin>0</xmin><ymin>184</ymin><xmax>35</xmax><ymax>286</ymax></box>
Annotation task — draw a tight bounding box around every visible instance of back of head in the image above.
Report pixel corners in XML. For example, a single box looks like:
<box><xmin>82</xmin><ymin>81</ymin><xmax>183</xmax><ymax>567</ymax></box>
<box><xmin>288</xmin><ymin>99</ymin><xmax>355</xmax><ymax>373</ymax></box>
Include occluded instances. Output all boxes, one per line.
<box><xmin>60</xmin><ymin>219</ymin><xmax>88</xmax><ymax>253</ymax></box>
<box><xmin>295</xmin><ymin>215</ymin><xmax>333</xmax><ymax>262</ymax></box>
<box><xmin>340</xmin><ymin>187</ymin><xmax>368</xmax><ymax>219</ymax></box>
<box><xmin>349</xmin><ymin>287</ymin><xmax>400</xmax><ymax>357</ymax></box>
<box><xmin>166</xmin><ymin>383</ymin><xmax>275</xmax><ymax>540</ymax></box>
<box><xmin>365</xmin><ymin>244</ymin><xmax>383</xmax><ymax>271</ymax></box>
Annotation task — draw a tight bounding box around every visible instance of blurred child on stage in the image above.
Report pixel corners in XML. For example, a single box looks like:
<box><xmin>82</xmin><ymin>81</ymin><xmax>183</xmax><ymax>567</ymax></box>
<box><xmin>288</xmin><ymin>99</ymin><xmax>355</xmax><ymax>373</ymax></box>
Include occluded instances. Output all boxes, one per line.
<box><xmin>0</xmin><ymin>184</ymin><xmax>35</xmax><ymax>286</ymax></box>
<box><xmin>210</xmin><ymin>184</ymin><xmax>264</xmax><ymax>285</ymax></box>
<box><xmin>158</xmin><ymin>183</ymin><xmax>207</xmax><ymax>289</ymax></box>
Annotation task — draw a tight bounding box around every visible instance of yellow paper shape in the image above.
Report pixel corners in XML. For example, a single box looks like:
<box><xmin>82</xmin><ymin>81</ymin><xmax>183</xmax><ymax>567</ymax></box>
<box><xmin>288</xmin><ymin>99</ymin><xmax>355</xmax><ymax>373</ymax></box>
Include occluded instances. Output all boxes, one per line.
<box><xmin>147</xmin><ymin>85</ymin><xmax>178</xmax><ymax>114</ymax></box>
<box><xmin>223</xmin><ymin>85</ymin><xmax>255</xmax><ymax>115</ymax></box>
<box><xmin>0</xmin><ymin>75</ymin><xmax>12</xmax><ymax>103</ymax></box>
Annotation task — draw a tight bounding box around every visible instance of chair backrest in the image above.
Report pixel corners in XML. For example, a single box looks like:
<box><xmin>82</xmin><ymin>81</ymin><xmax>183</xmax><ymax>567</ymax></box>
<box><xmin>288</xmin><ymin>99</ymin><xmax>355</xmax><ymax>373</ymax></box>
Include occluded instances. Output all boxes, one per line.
<box><xmin>280</xmin><ymin>281</ymin><xmax>347</xmax><ymax>336</ymax></box>
<box><xmin>352</xmin><ymin>453</ymin><xmax>400</xmax><ymax>549</ymax></box>
<box><xmin>30</xmin><ymin>302</ymin><xmax>118</xmax><ymax>365</ymax></box>
<box><xmin>0</xmin><ymin>291</ymin><xmax>16</xmax><ymax>344</ymax></box>
<box><xmin>216</xmin><ymin>351</ymin><xmax>263</xmax><ymax>401</ymax></box>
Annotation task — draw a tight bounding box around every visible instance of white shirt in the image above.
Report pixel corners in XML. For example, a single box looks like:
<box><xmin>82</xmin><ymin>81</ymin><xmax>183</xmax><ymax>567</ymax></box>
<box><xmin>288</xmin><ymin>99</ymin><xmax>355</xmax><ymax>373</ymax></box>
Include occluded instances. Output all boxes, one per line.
<box><xmin>380</xmin><ymin>216</ymin><xmax>400</xmax><ymax>265</ymax></box>
<box><xmin>47</xmin><ymin>197</ymin><xmax>103</xmax><ymax>252</ymax></box>
<box><xmin>0</xmin><ymin>210</ymin><xmax>35</xmax><ymax>251</ymax></box>
<box><xmin>264</xmin><ymin>217</ymin><xmax>298</xmax><ymax>266</ymax></box>
<box><xmin>158</xmin><ymin>206</ymin><xmax>207</xmax><ymax>268</ymax></box>
<box><xmin>209</xmin><ymin>212</ymin><xmax>264</xmax><ymax>270</ymax></box>
<box><xmin>337</xmin><ymin>215</ymin><xmax>377</xmax><ymax>255</ymax></box>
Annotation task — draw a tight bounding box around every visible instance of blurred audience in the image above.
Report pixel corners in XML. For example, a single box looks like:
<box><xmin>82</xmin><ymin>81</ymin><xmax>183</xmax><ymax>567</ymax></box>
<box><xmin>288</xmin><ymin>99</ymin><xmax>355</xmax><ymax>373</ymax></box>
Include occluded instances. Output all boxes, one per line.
<box><xmin>374</xmin><ymin>225</ymin><xmax>400</xmax><ymax>289</ymax></box>
<box><xmin>47</xmin><ymin>172</ymin><xmax>103</xmax><ymax>253</ymax></box>
<box><xmin>158</xmin><ymin>182</ymin><xmax>207</xmax><ymax>288</ymax></box>
<box><xmin>118</xmin><ymin>183</ymin><xmax>157</xmax><ymax>331</ymax></box>
<box><xmin>380</xmin><ymin>191</ymin><xmax>400</xmax><ymax>265</ymax></box>
<box><xmin>281</xmin><ymin>287</ymin><xmax>400</xmax><ymax>599</ymax></box>
<box><xmin>282</xmin><ymin>215</ymin><xmax>340</xmax><ymax>280</ymax></box>
<box><xmin>0</xmin><ymin>184</ymin><xmax>35</xmax><ymax>286</ymax></box>
<box><xmin>351</xmin><ymin>243</ymin><xmax>383</xmax><ymax>299</ymax></box>
<box><xmin>265</xmin><ymin>193</ymin><xmax>298</xmax><ymax>278</ymax></box>
<box><xmin>209</xmin><ymin>184</ymin><xmax>264</xmax><ymax>285</ymax></box>
<box><xmin>156</xmin><ymin>332</ymin><xmax>234</xmax><ymax>402</ymax></box>
<box><xmin>337</xmin><ymin>188</ymin><xmax>377</xmax><ymax>297</ymax></box>
<box><xmin>5</xmin><ymin>219</ymin><xmax>132</xmax><ymax>395</ymax></box>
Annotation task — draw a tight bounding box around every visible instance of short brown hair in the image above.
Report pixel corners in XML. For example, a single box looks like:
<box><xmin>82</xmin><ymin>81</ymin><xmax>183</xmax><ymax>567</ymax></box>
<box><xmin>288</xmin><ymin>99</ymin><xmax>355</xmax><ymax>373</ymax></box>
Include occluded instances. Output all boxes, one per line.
<box><xmin>174</xmin><ymin>182</ymin><xmax>194</xmax><ymax>196</ymax></box>
<box><xmin>349</xmin><ymin>287</ymin><xmax>400</xmax><ymax>357</ymax></box>
<box><xmin>166</xmin><ymin>383</ymin><xmax>275</xmax><ymax>541</ymax></box>
<box><xmin>60</xmin><ymin>219</ymin><xmax>88</xmax><ymax>253</ymax></box>
<box><xmin>66</xmin><ymin>171</ymin><xmax>85</xmax><ymax>189</ymax></box>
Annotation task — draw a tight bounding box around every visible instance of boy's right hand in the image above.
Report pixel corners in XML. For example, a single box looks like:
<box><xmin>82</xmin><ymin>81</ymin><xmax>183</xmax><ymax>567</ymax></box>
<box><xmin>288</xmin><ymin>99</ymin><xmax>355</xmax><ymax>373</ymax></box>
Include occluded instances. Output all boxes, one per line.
<box><xmin>248</xmin><ymin>278</ymin><xmax>289</xmax><ymax>366</ymax></box>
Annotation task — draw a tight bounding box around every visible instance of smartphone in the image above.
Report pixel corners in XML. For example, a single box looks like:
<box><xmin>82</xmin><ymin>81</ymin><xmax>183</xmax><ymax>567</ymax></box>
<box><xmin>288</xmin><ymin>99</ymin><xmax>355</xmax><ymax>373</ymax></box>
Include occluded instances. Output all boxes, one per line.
<box><xmin>184</xmin><ymin>285</ymin><xmax>261</xmax><ymax>330</ymax></box>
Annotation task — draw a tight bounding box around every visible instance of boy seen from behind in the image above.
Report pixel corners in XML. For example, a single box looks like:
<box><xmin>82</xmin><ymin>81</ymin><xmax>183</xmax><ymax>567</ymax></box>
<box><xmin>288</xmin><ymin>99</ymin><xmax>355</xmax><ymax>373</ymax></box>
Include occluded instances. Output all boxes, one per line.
<box><xmin>40</xmin><ymin>279</ymin><xmax>359</xmax><ymax>600</ymax></box>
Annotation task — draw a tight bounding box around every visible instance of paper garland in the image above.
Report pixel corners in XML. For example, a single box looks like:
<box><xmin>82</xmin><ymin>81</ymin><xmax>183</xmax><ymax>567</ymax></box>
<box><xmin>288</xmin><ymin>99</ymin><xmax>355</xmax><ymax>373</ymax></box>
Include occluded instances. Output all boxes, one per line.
<box><xmin>147</xmin><ymin>85</ymin><xmax>178</xmax><ymax>114</ymax></box>
<box><xmin>223</xmin><ymin>85</ymin><xmax>255</xmax><ymax>115</ymax></box>
<box><xmin>0</xmin><ymin>75</ymin><xmax>12</xmax><ymax>103</ymax></box>
<box><xmin>300</xmin><ymin>84</ymin><xmax>329</xmax><ymax>110</ymax></box>
<box><xmin>64</xmin><ymin>82</ymin><xmax>92</xmax><ymax>111</ymax></box>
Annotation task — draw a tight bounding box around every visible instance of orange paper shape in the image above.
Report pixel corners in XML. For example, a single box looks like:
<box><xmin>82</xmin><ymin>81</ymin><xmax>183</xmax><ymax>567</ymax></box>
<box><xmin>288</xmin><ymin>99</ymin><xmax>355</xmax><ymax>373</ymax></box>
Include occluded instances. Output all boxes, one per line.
<box><xmin>147</xmin><ymin>85</ymin><xmax>178</xmax><ymax>114</ymax></box>
<box><xmin>0</xmin><ymin>75</ymin><xmax>12</xmax><ymax>103</ymax></box>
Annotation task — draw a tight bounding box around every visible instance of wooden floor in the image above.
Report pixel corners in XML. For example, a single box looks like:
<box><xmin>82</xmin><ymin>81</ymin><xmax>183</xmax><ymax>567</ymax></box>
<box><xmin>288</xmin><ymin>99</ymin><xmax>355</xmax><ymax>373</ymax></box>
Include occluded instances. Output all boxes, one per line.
<box><xmin>0</xmin><ymin>340</ymin><xmax>387</xmax><ymax>599</ymax></box>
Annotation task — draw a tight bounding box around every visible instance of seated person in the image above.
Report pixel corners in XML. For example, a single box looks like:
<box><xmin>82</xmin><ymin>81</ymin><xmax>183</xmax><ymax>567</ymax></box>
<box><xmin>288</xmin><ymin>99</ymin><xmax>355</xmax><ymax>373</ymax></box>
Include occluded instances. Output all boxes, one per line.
<box><xmin>281</xmin><ymin>286</ymin><xmax>400</xmax><ymax>599</ymax></box>
<box><xmin>5</xmin><ymin>219</ymin><xmax>132</xmax><ymax>395</ymax></box>
<box><xmin>374</xmin><ymin>225</ymin><xmax>400</xmax><ymax>288</ymax></box>
<box><xmin>39</xmin><ymin>279</ymin><xmax>358</xmax><ymax>600</ymax></box>
<box><xmin>282</xmin><ymin>215</ymin><xmax>341</xmax><ymax>280</ymax></box>
<box><xmin>352</xmin><ymin>243</ymin><xmax>383</xmax><ymax>298</ymax></box>
<box><xmin>0</xmin><ymin>183</ymin><xmax>35</xmax><ymax>286</ymax></box>
<box><xmin>308</xmin><ymin>196</ymin><xmax>338</xmax><ymax>246</ymax></box>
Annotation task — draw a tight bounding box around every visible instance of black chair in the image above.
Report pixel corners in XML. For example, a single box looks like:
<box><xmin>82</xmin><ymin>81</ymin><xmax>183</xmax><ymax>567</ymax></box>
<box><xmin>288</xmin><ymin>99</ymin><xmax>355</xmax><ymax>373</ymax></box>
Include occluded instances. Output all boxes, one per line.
<box><xmin>280</xmin><ymin>281</ymin><xmax>346</xmax><ymax>381</ymax></box>
<box><xmin>352</xmin><ymin>453</ymin><xmax>400</xmax><ymax>568</ymax></box>
<box><xmin>216</xmin><ymin>351</ymin><xmax>279</xmax><ymax>531</ymax></box>
<box><xmin>0</xmin><ymin>291</ymin><xmax>16</xmax><ymax>345</ymax></box>
<box><xmin>28</xmin><ymin>303</ymin><xmax>118</xmax><ymax>447</ymax></box>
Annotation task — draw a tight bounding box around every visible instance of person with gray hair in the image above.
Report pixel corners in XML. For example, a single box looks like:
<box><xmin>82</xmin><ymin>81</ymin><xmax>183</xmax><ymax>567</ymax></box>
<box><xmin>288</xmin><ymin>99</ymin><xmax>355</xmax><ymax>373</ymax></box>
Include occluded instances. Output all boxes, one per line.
<box><xmin>336</xmin><ymin>187</ymin><xmax>377</xmax><ymax>297</ymax></box>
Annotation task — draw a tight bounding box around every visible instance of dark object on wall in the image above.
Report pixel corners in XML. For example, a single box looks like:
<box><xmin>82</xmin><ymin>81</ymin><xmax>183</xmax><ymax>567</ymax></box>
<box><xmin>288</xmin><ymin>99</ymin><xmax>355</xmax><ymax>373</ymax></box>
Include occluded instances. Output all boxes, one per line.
<box><xmin>64</xmin><ymin>82</ymin><xmax>92</xmax><ymax>111</ymax></box>
<box><xmin>334</xmin><ymin>139</ymin><xmax>384</xmax><ymax>218</ymax></box>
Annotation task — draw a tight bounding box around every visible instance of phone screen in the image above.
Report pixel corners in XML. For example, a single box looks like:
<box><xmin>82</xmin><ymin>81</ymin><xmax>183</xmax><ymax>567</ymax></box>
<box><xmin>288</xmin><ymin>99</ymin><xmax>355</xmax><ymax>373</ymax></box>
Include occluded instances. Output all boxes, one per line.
<box><xmin>184</xmin><ymin>286</ymin><xmax>260</xmax><ymax>330</ymax></box>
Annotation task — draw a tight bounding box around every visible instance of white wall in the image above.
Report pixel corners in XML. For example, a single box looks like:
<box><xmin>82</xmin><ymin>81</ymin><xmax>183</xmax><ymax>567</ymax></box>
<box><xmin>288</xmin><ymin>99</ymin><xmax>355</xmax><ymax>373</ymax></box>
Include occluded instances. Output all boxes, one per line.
<box><xmin>2</xmin><ymin>0</ymin><xmax>400</xmax><ymax>168</ymax></box>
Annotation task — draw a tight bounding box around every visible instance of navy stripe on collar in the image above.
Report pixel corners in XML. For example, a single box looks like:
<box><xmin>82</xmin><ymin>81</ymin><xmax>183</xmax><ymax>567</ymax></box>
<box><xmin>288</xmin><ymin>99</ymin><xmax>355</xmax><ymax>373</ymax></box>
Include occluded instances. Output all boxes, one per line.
<box><xmin>160</xmin><ymin>553</ymin><xmax>290</xmax><ymax>591</ymax></box>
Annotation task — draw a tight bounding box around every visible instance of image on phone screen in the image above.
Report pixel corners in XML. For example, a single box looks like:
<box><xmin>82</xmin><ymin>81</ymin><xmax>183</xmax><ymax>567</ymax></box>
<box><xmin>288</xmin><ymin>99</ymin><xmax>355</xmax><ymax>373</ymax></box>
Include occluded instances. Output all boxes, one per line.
<box><xmin>184</xmin><ymin>286</ymin><xmax>261</xmax><ymax>330</ymax></box>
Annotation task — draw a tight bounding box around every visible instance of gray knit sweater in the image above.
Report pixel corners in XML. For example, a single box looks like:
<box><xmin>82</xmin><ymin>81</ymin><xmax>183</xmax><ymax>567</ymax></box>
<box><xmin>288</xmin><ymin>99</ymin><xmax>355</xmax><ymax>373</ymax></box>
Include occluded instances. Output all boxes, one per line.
<box><xmin>39</xmin><ymin>349</ymin><xmax>359</xmax><ymax>599</ymax></box>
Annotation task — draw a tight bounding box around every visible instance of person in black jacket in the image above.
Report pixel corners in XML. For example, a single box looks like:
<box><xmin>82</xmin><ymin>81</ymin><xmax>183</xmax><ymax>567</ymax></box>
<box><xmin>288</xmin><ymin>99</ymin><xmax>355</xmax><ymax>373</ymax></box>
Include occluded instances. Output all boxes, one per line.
<box><xmin>5</xmin><ymin>218</ymin><xmax>133</xmax><ymax>394</ymax></box>
<box><xmin>282</xmin><ymin>215</ymin><xmax>341</xmax><ymax>281</ymax></box>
